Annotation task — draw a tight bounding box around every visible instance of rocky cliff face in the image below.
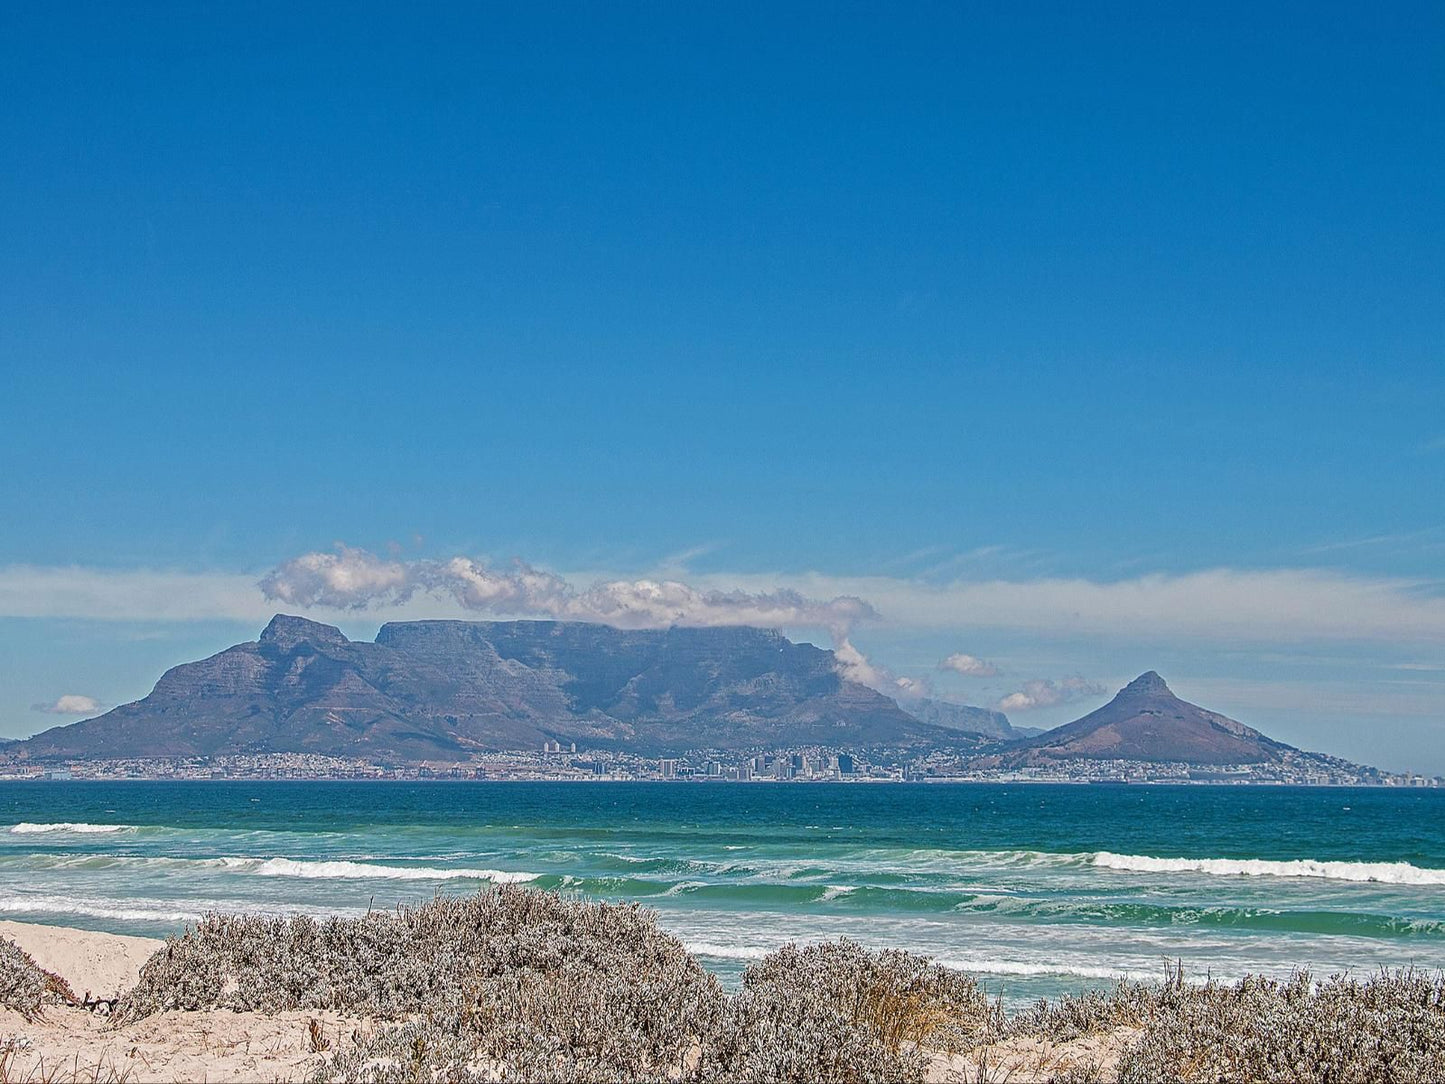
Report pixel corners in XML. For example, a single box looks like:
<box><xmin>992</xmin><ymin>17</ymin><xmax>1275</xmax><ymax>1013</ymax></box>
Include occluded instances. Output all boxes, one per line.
<box><xmin>901</xmin><ymin>697</ymin><xmax>1016</xmax><ymax>740</ymax></box>
<box><xmin>997</xmin><ymin>671</ymin><xmax>1295</xmax><ymax>766</ymax></box>
<box><xmin>17</xmin><ymin>616</ymin><xmax>980</xmax><ymax>761</ymax></box>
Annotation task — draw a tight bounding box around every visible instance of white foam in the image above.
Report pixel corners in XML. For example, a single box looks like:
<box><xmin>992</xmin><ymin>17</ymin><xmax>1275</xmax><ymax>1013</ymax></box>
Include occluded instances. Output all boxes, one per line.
<box><xmin>0</xmin><ymin>895</ymin><xmax>201</xmax><ymax>923</ymax></box>
<box><xmin>662</xmin><ymin>880</ymin><xmax>709</xmax><ymax>897</ymax></box>
<box><xmin>1091</xmin><ymin>852</ymin><xmax>1445</xmax><ymax>885</ymax></box>
<box><xmin>219</xmin><ymin>857</ymin><xmax>539</xmax><ymax>883</ymax></box>
<box><xmin>7</xmin><ymin>822</ymin><xmax>136</xmax><ymax>835</ymax></box>
<box><xmin>934</xmin><ymin>956</ymin><xmax>1181</xmax><ymax>983</ymax></box>
<box><xmin>818</xmin><ymin>885</ymin><xmax>857</xmax><ymax>902</ymax></box>
<box><xmin>684</xmin><ymin>942</ymin><xmax>770</xmax><ymax>960</ymax></box>
<box><xmin>0</xmin><ymin>894</ymin><xmax>375</xmax><ymax>924</ymax></box>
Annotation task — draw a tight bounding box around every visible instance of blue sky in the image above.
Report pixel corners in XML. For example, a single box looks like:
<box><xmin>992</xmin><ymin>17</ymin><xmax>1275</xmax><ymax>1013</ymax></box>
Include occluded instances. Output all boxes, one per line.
<box><xmin>3</xmin><ymin>3</ymin><xmax>1443</xmax><ymax>770</ymax></box>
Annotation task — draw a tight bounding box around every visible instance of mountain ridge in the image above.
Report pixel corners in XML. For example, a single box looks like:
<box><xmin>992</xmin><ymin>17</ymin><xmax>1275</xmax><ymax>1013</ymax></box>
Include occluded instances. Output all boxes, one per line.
<box><xmin>14</xmin><ymin>615</ymin><xmax>996</xmax><ymax>761</ymax></box>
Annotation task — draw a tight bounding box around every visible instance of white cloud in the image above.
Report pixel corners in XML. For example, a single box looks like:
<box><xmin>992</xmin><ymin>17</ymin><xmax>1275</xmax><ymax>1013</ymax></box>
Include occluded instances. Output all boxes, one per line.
<box><xmin>686</xmin><ymin>568</ymin><xmax>1445</xmax><ymax>645</ymax></box>
<box><xmin>32</xmin><ymin>694</ymin><xmax>104</xmax><ymax>716</ymax></box>
<box><xmin>939</xmin><ymin>653</ymin><xmax>999</xmax><ymax>677</ymax></box>
<box><xmin>4</xmin><ymin>558</ymin><xmax>1445</xmax><ymax>650</ymax></box>
<box><xmin>997</xmin><ymin>677</ymin><xmax>1105</xmax><ymax>712</ymax></box>
<box><xmin>892</xmin><ymin>675</ymin><xmax>931</xmax><ymax>698</ymax></box>
<box><xmin>258</xmin><ymin>545</ymin><xmax>413</xmax><ymax>609</ymax></box>
<box><xmin>828</xmin><ymin>636</ymin><xmax>936</xmax><ymax>699</ymax></box>
<box><xmin>259</xmin><ymin>547</ymin><xmax>878</xmax><ymax>633</ymax></box>
<box><xmin>831</xmin><ymin>637</ymin><xmax>889</xmax><ymax>687</ymax></box>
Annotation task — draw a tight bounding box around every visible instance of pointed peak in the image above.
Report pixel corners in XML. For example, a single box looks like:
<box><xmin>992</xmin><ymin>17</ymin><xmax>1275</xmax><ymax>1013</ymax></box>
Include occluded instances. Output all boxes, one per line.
<box><xmin>1120</xmin><ymin>671</ymin><xmax>1172</xmax><ymax>697</ymax></box>
<box><xmin>259</xmin><ymin>614</ymin><xmax>348</xmax><ymax>649</ymax></box>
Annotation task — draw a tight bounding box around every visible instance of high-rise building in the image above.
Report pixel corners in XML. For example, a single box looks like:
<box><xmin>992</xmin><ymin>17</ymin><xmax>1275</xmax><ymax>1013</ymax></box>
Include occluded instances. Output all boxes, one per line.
<box><xmin>658</xmin><ymin>759</ymin><xmax>678</xmax><ymax>779</ymax></box>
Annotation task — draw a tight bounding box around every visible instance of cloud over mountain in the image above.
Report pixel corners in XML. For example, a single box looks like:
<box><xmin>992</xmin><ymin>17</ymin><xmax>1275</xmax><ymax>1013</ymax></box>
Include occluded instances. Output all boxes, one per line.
<box><xmin>259</xmin><ymin>546</ymin><xmax>876</xmax><ymax>633</ymax></box>
<box><xmin>939</xmin><ymin>653</ymin><xmax>999</xmax><ymax>677</ymax></box>
<box><xmin>31</xmin><ymin>694</ymin><xmax>104</xmax><ymax>716</ymax></box>
<box><xmin>997</xmin><ymin>677</ymin><xmax>1105</xmax><ymax>712</ymax></box>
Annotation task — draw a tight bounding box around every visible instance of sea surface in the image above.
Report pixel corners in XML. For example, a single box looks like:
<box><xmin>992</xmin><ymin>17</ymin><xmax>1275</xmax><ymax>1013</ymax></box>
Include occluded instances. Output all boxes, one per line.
<box><xmin>3</xmin><ymin>781</ymin><xmax>1444</xmax><ymax>1007</ymax></box>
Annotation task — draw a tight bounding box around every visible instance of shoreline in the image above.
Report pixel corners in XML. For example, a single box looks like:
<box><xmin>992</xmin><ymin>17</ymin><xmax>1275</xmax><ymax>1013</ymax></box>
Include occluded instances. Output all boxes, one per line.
<box><xmin>1</xmin><ymin>774</ymin><xmax>1434</xmax><ymax>787</ymax></box>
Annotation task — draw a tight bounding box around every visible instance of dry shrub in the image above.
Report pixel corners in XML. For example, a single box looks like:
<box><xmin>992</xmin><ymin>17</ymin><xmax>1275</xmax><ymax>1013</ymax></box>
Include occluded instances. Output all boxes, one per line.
<box><xmin>0</xmin><ymin>937</ymin><xmax>76</xmax><ymax>1021</ymax></box>
<box><xmin>1117</xmin><ymin>968</ymin><xmax>1445</xmax><ymax>1083</ymax></box>
<box><xmin>1007</xmin><ymin>968</ymin><xmax>1170</xmax><ymax>1044</ymax></box>
<box><xmin>117</xmin><ymin>886</ymin><xmax>716</xmax><ymax>1028</ymax></box>
<box><xmin>692</xmin><ymin>939</ymin><xmax>999</xmax><ymax>1083</ymax></box>
<box><xmin>309</xmin><ymin>925</ymin><xmax>995</xmax><ymax>1083</ymax></box>
<box><xmin>114</xmin><ymin>887</ymin><xmax>722</xmax><ymax>1082</ymax></box>
<box><xmin>113</xmin><ymin>887</ymin><xmax>1445</xmax><ymax>1084</ymax></box>
<box><xmin>743</xmin><ymin>940</ymin><xmax>999</xmax><ymax>1053</ymax></box>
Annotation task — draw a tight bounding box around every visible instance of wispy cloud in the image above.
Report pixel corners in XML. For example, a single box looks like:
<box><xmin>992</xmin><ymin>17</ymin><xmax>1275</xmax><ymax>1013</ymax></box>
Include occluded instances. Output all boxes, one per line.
<box><xmin>0</xmin><ymin>565</ymin><xmax>272</xmax><ymax>622</ymax></box>
<box><xmin>938</xmin><ymin>653</ymin><xmax>999</xmax><ymax>677</ymax></box>
<box><xmin>997</xmin><ymin>677</ymin><xmax>1105</xmax><ymax>712</ymax></box>
<box><xmin>31</xmin><ymin>694</ymin><xmax>104</xmax><ymax>716</ymax></box>
<box><xmin>687</xmin><ymin>568</ymin><xmax>1445</xmax><ymax>645</ymax></box>
<box><xmin>1298</xmin><ymin>524</ymin><xmax>1445</xmax><ymax>556</ymax></box>
<box><xmin>4</xmin><ymin>558</ymin><xmax>1445</xmax><ymax>648</ymax></box>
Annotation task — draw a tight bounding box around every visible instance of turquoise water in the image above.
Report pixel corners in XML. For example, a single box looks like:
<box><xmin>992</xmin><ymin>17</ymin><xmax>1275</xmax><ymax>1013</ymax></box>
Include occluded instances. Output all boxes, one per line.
<box><xmin>3</xmin><ymin>781</ymin><xmax>1444</xmax><ymax>1006</ymax></box>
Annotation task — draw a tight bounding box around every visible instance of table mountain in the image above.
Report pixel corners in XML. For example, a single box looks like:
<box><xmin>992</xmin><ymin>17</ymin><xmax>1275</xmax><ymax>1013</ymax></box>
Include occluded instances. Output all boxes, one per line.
<box><xmin>14</xmin><ymin>615</ymin><xmax>986</xmax><ymax>762</ymax></box>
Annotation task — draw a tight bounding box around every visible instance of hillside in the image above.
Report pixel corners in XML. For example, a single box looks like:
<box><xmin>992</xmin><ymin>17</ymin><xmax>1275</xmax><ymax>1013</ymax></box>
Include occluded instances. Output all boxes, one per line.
<box><xmin>13</xmin><ymin>615</ymin><xmax>986</xmax><ymax>762</ymax></box>
<box><xmin>998</xmin><ymin>671</ymin><xmax>1296</xmax><ymax>766</ymax></box>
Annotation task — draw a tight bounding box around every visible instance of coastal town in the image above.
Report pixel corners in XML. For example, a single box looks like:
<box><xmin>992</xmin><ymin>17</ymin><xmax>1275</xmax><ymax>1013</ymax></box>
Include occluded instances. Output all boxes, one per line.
<box><xmin>2</xmin><ymin>744</ymin><xmax>1437</xmax><ymax>787</ymax></box>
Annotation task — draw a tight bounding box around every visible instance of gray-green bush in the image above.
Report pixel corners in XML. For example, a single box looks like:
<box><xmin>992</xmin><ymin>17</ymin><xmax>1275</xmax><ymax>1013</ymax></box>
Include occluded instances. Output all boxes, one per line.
<box><xmin>0</xmin><ymin>936</ymin><xmax>75</xmax><ymax>1020</ymax></box>
<box><xmin>1116</xmin><ymin>969</ymin><xmax>1445</xmax><ymax>1083</ymax></box>
<box><xmin>113</xmin><ymin>889</ymin><xmax>1445</xmax><ymax>1083</ymax></box>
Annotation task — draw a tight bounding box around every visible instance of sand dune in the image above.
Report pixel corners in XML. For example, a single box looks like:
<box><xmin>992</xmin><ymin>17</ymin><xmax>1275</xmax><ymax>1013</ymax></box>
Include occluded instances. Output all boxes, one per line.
<box><xmin>0</xmin><ymin>920</ymin><xmax>161</xmax><ymax>1003</ymax></box>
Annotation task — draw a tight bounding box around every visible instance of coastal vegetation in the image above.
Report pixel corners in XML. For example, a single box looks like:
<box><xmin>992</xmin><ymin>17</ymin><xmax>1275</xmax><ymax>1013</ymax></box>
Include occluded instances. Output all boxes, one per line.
<box><xmin>0</xmin><ymin>937</ymin><xmax>74</xmax><ymax>1021</ymax></box>
<box><xmin>93</xmin><ymin>887</ymin><xmax>1445</xmax><ymax>1082</ymax></box>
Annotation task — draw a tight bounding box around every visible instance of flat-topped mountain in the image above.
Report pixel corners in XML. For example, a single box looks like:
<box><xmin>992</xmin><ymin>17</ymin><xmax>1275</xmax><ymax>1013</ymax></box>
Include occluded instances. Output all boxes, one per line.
<box><xmin>999</xmin><ymin>671</ymin><xmax>1296</xmax><ymax>766</ymax></box>
<box><xmin>14</xmin><ymin>615</ymin><xmax>990</xmax><ymax>762</ymax></box>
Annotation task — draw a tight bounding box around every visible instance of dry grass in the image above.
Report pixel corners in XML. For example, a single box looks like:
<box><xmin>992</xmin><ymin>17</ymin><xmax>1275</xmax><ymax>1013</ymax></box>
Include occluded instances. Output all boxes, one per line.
<box><xmin>0</xmin><ymin>1041</ymin><xmax>132</xmax><ymax>1084</ymax></box>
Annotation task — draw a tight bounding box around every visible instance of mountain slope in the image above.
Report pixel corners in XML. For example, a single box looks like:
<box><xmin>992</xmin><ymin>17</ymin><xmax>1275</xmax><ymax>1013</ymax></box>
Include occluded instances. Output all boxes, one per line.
<box><xmin>900</xmin><ymin>697</ymin><xmax>1016</xmax><ymax>740</ymax></box>
<box><xmin>1000</xmin><ymin>671</ymin><xmax>1295</xmax><ymax>765</ymax></box>
<box><xmin>16</xmin><ymin>615</ymin><xmax>973</xmax><ymax>761</ymax></box>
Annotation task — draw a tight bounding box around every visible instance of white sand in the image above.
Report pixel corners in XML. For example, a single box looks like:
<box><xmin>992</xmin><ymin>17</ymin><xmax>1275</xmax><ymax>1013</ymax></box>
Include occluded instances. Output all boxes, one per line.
<box><xmin>0</xmin><ymin>920</ymin><xmax>163</xmax><ymax>1002</ymax></box>
<box><xmin>928</xmin><ymin>1026</ymin><xmax>1139</xmax><ymax>1082</ymax></box>
<box><xmin>0</xmin><ymin>921</ymin><xmax>366</xmax><ymax>1082</ymax></box>
<box><xmin>0</xmin><ymin>1005</ymin><xmax>360</xmax><ymax>1083</ymax></box>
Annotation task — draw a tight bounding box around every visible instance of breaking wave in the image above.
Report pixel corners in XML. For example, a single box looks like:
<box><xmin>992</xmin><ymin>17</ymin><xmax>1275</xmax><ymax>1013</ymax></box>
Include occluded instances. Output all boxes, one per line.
<box><xmin>683</xmin><ymin>942</ymin><xmax>770</xmax><ymax>961</ymax></box>
<box><xmin>7</xmin><ymin>822</ymin><xmax>137</xmax><ymax>835</ymax></box>
<box><xmin>220</xmin><ymin>857</ymin><xmax>540</xmax><ymax>884</ymax></box>
<box><xmin>1091</xmin><ymin>852</ymin><xmax>1445</xmax><ymax>885</ymax></box>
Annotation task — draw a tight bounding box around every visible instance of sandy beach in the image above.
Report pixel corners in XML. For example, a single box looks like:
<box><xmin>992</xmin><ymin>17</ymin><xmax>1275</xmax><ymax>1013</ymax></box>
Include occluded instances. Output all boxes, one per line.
<box><xmin>0</xmin><ymin>921</ymin><xmax>355</xmax><ymax>1083</ymax></box>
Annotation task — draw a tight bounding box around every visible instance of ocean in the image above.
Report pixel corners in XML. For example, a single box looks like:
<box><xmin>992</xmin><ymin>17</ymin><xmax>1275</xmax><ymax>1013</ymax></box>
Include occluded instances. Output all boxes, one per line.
<box><xmin>3</xmin><ymin>781</ymin><xmax>1443</xmax><ymax>1007</ymax></box>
